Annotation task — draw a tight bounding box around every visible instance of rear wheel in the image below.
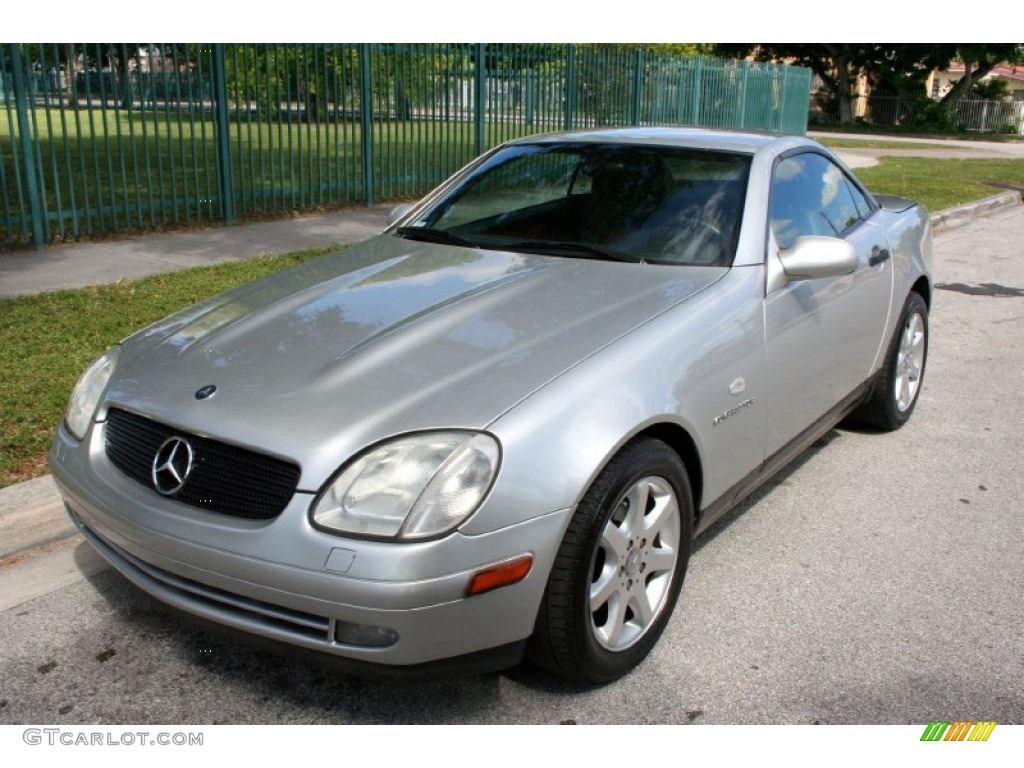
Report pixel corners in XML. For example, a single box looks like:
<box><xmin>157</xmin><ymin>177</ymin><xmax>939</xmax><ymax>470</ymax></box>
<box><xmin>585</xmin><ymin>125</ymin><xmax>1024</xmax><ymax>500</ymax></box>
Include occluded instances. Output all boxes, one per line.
<box><xmin>528</xmin><ymin>438</ymin><xmax>694</xmax><ymax>683</ymax></box>
<box><xmin>855</xmin><ymin>292</ymin><xmax>929</xmax><ymax>430</ymax></box>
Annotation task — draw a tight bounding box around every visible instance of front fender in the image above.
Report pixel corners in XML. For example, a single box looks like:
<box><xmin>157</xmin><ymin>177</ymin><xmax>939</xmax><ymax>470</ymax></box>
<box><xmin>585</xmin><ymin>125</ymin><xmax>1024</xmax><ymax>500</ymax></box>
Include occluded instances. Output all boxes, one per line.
<box><xmin>462</xmin><ymin>266</ymin><xmax>769</xmax><ymax>536</ymax></box>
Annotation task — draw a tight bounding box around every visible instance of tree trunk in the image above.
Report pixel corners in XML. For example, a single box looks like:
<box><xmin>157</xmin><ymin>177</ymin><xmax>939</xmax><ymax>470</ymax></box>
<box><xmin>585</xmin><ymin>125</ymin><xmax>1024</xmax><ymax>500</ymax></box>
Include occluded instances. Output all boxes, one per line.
<box><xmin>118</xmin><ymin>44</ymin><xmax>133</xmax><ymax>110</ymax></box>
<box><xmin>65</xmin><ymin>43</ymin><xmax>78</xmax><ymax>110</ymax></box>
<box><xmin>835</xmin><ymin>53</ymin><xmax>854</xmax><ymax>123</ymax></box>
<box><xmin>939</xmin><ymin>59</ymin><xmax>998</xmax><ymax>108</ymax></box>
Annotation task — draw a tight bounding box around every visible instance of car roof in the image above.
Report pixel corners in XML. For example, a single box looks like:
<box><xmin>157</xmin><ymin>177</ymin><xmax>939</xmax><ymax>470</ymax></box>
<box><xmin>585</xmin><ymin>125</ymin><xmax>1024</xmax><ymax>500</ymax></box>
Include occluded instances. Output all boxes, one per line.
<box><xmin>504</xmin><ymin>126</ymin><xmax>812</xmax><ymax>156</ymax></box>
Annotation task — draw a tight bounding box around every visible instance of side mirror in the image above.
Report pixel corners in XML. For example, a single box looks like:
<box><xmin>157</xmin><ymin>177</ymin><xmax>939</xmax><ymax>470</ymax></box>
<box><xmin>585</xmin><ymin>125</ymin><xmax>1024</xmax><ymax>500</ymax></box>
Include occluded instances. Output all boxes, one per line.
<box><xmin>778</xmin><ymin>235</ymin><xmax>857</xmax><ymax>281</ymax></box>
<box><xmin>387</xmin><ymin>203</ymin><xmax>415</xmax><ymax>226</ymax></box>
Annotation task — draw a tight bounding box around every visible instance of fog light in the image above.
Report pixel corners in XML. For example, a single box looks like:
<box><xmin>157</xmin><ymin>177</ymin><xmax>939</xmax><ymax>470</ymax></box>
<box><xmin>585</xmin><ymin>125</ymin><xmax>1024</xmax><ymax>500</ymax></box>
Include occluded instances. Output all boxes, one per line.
<box><xmin>334</xmin><ymin>620</ymin><xmax>399</xmax><ymax>648</ymax></box>
<box><xmin>467</xmin><ymin>555</ymin><xmax>533</xmax><ymax>596</ymax></box>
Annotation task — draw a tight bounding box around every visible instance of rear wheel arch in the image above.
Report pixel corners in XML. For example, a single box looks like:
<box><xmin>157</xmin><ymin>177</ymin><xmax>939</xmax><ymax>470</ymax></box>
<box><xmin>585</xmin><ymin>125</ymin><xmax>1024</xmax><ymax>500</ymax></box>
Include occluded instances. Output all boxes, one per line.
<box><xmin>911</xmin><ymin>276</ymin><xmax>931</xmax><ymax>309</ymax></box>
<box><xmin>854</xmin><ymin>290</ymin><xmax>929</xmax><ymax>430</ymax></box>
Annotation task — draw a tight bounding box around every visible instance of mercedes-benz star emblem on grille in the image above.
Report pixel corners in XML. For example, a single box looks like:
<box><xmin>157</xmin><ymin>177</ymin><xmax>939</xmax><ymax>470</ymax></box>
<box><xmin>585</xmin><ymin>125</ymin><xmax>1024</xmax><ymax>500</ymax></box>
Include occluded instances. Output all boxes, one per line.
<box><xmin>195</xmin><ymin>385</ymin><xmax>217</xmax><ymax>400</ymax></box>
<box><xmin>152</xmin><ymin>437</ymin><xmax>195</xmax><ymax>496</ymax></box>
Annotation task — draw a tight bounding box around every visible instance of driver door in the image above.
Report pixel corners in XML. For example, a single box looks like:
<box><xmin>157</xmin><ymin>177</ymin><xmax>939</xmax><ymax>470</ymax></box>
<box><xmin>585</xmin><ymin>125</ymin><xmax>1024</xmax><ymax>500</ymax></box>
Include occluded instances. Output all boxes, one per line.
<box><xmin>762</xmin><ymin>151</ymin><xmax>894</xmax><ymax>457</ymax></box>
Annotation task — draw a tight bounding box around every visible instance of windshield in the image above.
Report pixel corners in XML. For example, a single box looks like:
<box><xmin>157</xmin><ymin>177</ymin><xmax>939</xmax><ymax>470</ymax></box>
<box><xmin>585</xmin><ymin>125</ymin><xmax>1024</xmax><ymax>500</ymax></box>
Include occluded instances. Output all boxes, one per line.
<box><xmin>397</xmin><ymin>142</ymin><xmax>751</xmax><ymax>266</ymax></box>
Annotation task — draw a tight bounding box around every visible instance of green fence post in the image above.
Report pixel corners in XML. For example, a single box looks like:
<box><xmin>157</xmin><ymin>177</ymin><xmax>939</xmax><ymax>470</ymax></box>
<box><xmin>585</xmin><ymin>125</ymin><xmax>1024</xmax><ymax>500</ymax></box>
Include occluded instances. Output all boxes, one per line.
<box><xmin>692</xmin><ymin>56</ymin><xmax>703</xmax><ymax>127</ymax></box>
<box><xmin>474</xmin><ymin>44</ymin><xmax>485</xmax><ymax>155</ymax></box>
<box><xmin>525</xmin><ymin>69</ymin><xmax>534</xmax><ymax>128</ymax></box>
<box><xmin>780</xmin><ymin>65</ymin><xmax>789</xmax><ymax>134</ymax></box>
<box><xmin>358</xmin><ymin>44</ymin><xmax>374</xmax><ymax>206</ymax></box>
<box><xmin>738</xmin><ymin>59</ymin><xmax>749</xmax><ymax>129</ymax></box>
<box><xmin>8</xmin><ymin>44</ymin><xmax>45</xmax><ymax>249</ymax></box>
<box><xmin>564</xmin><ymin>44</ymin><xmax>575</xmax><ymax>131</ymax></box>
<box><xmin>632</xmin><ymin>49</ymin><xmax>643</xmax><ymax>125</ymax></box>
<box><xmin>211</xmin><ymin>44</ymin><xmax>235</xmax><ymax>225</ymax></box>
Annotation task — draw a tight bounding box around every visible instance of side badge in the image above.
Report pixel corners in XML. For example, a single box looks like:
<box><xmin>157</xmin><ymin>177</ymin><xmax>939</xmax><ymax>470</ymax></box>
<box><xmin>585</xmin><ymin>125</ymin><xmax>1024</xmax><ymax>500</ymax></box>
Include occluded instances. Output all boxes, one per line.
<box><xmin>195</xmin><ymin>385</ymin><xmax>218</xmax><ymax>400</ymax></box>
<box><xmin>729</xmin><ymin>377</ymin><xmax>746</xmax><ymax>396</ymax></box>
<box><xmin>713</xmin><ymin>398</ymin><xmax>755</xmax><ymax>427</ymax></box>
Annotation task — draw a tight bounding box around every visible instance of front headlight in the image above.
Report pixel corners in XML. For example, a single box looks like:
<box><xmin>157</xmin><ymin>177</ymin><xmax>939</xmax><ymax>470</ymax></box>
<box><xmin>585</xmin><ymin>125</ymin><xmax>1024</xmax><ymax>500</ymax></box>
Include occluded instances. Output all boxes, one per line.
<box><xmin>65</xmin><ymin>346</ymin><xmax>120</xmax><ymax>440</ymax></box>
<box><xmin>311</xmin><ymin>431</ymin><xmax>500</xmax><ymax>541</ymax></box>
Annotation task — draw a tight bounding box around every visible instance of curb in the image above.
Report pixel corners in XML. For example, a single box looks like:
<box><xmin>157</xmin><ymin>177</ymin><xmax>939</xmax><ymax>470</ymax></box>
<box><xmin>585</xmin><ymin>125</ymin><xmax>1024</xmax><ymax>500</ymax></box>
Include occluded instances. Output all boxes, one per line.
<box><xmin>930</xmin><ymin>190</ymin><xmax>1022</xmax><ymax>235</ymax></box>
<box><xmin>0</xmin><ymin>475</ymin><xmax>76</xmax><ymax>563</ymax></box>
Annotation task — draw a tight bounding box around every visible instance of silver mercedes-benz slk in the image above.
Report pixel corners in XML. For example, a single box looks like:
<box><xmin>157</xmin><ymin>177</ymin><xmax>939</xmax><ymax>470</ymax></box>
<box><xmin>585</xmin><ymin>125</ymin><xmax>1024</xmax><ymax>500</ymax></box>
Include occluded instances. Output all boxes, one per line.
<box><xmin>50</xmin><ymin>127</ymin><xmax>932</xmax><ymax>683</ymax></box>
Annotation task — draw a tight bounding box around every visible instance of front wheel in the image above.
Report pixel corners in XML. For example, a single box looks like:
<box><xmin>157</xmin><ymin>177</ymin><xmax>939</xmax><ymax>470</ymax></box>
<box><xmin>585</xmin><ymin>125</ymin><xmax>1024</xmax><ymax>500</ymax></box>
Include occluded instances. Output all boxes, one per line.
<box><xmin>528</xmin><ymin>438</ymin><xmax>694</xmax><ymax>683</ymax></box>
<box><xmin>855</xmin><ymin>291</ymin><xmax>929</xmax><ymax>430</ymax></box>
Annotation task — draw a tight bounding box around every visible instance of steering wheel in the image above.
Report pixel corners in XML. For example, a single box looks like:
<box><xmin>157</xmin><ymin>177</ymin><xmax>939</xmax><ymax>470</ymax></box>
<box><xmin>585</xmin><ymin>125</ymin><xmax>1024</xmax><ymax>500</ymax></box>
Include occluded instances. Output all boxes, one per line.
<box><xmin>617</xmin><ymin>218</ymin><xmax>728</xmax><ymax>265</ymax></box>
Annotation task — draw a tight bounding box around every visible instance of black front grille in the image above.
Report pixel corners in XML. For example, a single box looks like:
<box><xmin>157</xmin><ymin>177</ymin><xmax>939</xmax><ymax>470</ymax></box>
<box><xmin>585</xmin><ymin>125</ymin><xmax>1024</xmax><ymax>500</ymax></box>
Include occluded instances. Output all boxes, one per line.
<box><xmin>104</xmin><ymin>408</ymin><xmax>300</xmax><ymax>519</ymax></box>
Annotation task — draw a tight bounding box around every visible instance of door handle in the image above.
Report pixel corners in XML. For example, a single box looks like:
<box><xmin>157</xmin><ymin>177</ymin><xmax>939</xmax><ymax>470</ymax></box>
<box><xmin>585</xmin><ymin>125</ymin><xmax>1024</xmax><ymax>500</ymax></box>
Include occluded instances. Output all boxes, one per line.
<box><xmin>869</xmin><ymin>247</ymin><xmax>890</xmax><ymax>267</ymax></box>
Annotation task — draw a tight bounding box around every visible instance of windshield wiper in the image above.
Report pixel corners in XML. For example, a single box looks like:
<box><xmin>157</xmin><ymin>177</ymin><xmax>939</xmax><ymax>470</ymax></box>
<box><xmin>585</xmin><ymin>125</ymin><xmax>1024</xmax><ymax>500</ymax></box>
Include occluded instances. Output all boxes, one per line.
<box><xmin>395</xmin><ymin>226</ymin><xmax>479</xmax><ymax>248</ymax></box>
<box><xmin>498</xmin><ymin>240</ymin><xmax>632</xmax><ymax>263</ymax></box>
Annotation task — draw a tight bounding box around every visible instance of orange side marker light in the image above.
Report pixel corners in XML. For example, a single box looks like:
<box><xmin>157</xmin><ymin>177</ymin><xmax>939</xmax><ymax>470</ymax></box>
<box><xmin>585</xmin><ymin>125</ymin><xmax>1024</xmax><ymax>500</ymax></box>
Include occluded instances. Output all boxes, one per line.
<box><xmin>467</xmin><ymin>555</ymin><xmax>533</xmax><ymax>596</ymax></box>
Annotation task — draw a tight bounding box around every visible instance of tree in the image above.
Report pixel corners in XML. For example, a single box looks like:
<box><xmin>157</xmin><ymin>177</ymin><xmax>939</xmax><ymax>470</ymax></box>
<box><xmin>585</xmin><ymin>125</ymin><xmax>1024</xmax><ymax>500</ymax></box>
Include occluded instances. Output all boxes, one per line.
<box><xmin>858</xmin><ymin>44</ymin><xmax>955</xmax><ymax>125</ymax></box>
<box><xmin>859</xmin><ymin>44</ymin><xmax>952</xmax><ymax>103</ymax></box>
<box><xmin>937</xmin><ymin>44</ymin><xmax>1023</xmax><ymax>107</ymax></box>
<box><xmin>714</xmin><ymin>43</ymin><xmax>1022</xmax><ymax>124</ymax></box>
<box><xmin>714</xmin><ymin>44</ymin><xmax>878</xmax><ymax>123</ymax></box>
<box><xmin>973</xmin><ymin>78</ymin><xmax>1011</xmax><ymax>102</ymax></box>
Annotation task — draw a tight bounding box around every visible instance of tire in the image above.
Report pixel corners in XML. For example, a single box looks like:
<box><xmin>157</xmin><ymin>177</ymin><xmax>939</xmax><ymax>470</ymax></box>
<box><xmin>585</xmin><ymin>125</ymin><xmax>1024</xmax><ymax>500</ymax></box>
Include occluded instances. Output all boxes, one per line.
<box><xmin>528</xmin><ymin>438</ymin><xmax>694</xmax><ymax>684</ymax></box>
<box><xmin>855</xmin><ymin>291</ymin><xmax>929</xmax><ymax>430</ymax></box>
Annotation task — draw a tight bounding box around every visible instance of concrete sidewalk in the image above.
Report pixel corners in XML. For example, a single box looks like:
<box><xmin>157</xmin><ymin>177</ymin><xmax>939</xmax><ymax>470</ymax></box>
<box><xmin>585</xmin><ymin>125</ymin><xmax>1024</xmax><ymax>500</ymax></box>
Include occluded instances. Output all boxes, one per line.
<box><xmin>809</xmin><ymin>131</ymin><xmax>1024</xmax><ymax>169</ymax></box>
<box><xmin>0</xmin><ymin>204</ymin><xmax>392</xmax><ymax>299</ymax></box>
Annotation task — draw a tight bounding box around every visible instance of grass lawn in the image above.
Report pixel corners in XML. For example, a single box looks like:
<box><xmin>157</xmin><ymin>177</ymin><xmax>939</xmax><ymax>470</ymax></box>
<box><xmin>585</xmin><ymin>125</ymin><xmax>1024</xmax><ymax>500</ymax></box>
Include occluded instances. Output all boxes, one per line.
<box><xmin>856</xmin><ymin>157</ymin><xmax>1024</xmax><ymax>212</ymax></box>
<box><xmin>809</xmin><ymin>123</ymin><xmax>1024</xmax><ymax>142</ymax></box>
<box><xmin>0</xmin><ymin>246</ymin><xmax>333</xmax><ymax>488</ymax></box>
<box><xmin>818</xmin><ymin>138</ymin><xmax>969</xmax><ymax>150</ymax></box>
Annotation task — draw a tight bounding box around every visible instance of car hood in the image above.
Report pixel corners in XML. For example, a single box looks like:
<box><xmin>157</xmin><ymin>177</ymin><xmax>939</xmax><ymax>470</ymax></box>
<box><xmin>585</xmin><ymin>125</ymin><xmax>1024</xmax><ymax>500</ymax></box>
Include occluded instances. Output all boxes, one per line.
<box><xmin>106</xmin><ymin>235</ymin><xmax>725</xmax><ymax>488</ymax></box>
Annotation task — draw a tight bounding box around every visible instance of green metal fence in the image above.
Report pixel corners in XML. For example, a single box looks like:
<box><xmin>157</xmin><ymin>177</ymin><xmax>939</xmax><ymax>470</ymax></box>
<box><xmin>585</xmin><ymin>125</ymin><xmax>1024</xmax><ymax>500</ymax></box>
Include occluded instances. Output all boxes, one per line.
<box><xmin>1</xmin><ymin>44</ymin><xmax>812</xmax><ymax>249</ymax></box>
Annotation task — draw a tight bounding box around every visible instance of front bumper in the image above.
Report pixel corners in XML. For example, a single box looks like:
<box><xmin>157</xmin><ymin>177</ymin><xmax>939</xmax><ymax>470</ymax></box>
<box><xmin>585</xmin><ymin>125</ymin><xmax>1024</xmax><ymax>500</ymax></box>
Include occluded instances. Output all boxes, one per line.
<box><xmin>52</xmin><ymin>422</ymin><xmax>569</xmax><ymax>673</ymax></box>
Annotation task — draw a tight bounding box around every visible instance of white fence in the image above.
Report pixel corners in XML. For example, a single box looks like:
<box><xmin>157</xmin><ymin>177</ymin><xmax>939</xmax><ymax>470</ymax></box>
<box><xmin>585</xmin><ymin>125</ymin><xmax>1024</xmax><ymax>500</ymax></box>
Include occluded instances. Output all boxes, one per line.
<box><xmin>946</xmin><ymin>99</ymin><xmax>1024</xmax><ymax>134</ymax></box>
<box><xmin>809</xmin><ymin>93</ymin><xmax>1024</xmax><ymax>134</ymax></box>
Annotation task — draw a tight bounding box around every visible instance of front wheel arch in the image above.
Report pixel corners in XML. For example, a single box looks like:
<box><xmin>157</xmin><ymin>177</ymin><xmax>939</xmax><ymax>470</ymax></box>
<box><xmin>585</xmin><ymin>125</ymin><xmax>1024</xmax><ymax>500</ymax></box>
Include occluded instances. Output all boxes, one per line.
<box><xmin>636</xmin><ymin>422</ymin><xmax>704</xmax><ymax>516</ymax></box>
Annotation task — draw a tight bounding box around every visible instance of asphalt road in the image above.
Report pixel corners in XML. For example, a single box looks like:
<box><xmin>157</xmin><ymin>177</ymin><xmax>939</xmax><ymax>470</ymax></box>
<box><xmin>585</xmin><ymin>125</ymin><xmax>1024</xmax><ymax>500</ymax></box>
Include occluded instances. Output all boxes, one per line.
<box><xmin>1</xmin><ymin>208</ymin><xmax>1022</xmax><ymax>725</ymax></box>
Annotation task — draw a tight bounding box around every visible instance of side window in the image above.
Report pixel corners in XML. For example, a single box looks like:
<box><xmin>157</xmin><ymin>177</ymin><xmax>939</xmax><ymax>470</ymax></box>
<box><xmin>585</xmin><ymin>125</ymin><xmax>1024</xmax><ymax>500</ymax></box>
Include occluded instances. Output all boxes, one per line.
<box><xmin>770</xmin><ymin>153</ymin><xmax>869</xmax><ymax>250</ymax></box>
<box><xmin>846</xmin><ymin>178</ymin><xmax>874</xmax><ymax>220</ymax></box>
